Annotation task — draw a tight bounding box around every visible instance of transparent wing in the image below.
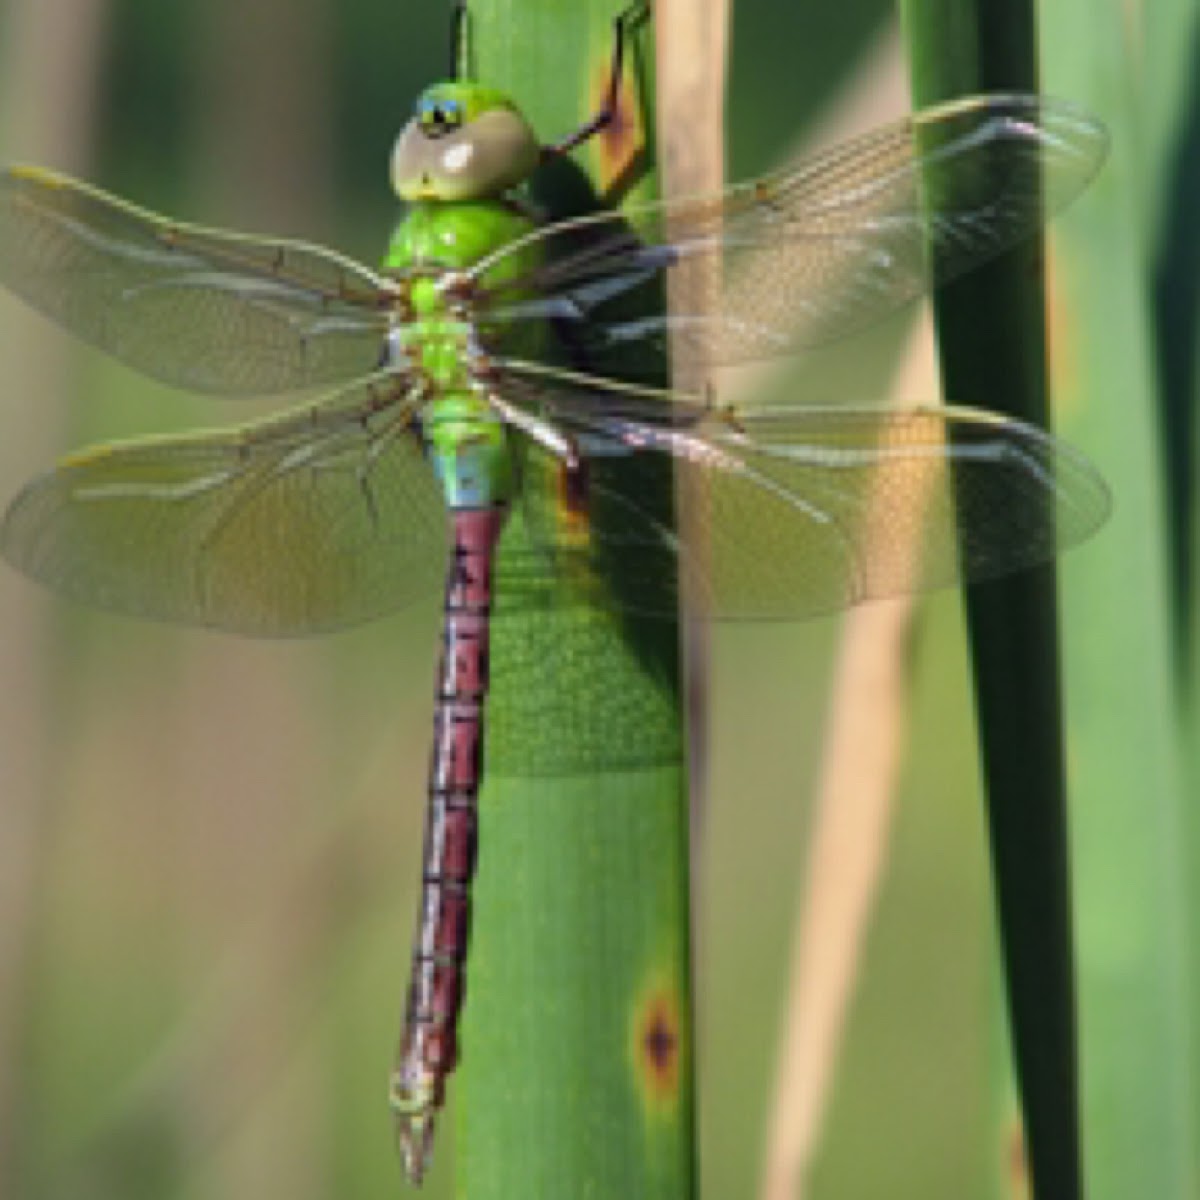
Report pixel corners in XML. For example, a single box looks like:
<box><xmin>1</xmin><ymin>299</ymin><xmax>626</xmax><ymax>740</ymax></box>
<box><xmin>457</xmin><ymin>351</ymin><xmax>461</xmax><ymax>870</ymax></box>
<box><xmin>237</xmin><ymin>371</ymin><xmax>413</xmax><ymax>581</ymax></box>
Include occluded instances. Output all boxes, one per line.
<box><xmin>0</xmin><ymin>371</ymin><xmax>447</xmax><ymax>635</ymax></box>
<box><xmin>0</xmin><ymin>165</ymin><xmax>394</xmax><ymax>395</ymax></box>
<box><xmin>472</xmin><ymin>95</ymin><xmax>1107</xmax><ymax>370</ymax></box>
<box><xmin>491</xmin><ymin>362</ymin><xmax>1110</xmax><ymax>620</ymax></box>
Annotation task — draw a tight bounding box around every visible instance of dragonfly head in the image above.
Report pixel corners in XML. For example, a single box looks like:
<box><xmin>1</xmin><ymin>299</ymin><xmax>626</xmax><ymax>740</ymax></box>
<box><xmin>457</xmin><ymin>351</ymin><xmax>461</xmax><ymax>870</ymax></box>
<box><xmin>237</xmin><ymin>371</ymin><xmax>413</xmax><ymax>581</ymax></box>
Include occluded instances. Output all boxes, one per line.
<box><xmin>393</xmin><ymin>82</ymin><xmax>540</xmax><ymax>202</ymax></box>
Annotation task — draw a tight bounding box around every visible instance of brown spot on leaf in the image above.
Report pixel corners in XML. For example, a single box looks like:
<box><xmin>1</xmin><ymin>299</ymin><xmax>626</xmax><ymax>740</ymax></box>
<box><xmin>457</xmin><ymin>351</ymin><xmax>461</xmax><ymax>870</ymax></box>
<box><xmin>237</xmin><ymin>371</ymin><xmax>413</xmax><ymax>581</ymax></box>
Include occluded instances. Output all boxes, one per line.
<box><xmin>555</xmin><ymin>459</ymin><xmax>591</xmax><ymax>546</ymax></box>
<box><xmin>591</xmin><ymin>46</ymin><xmax>644</xmax><ymax>196</ymax></box>
<box><xmin>1004</xmin><ymin>1118</ymin><xmax>1030</xmax><ymax>1200</ymax></box>
<box><xmin>632</xmin><ymin>985</ymin><xmax>682</xmax><ymax>1106</ymax></box>
<box><xmin>1045</xmin><ymin>242</ymin><xmax>1080</xmax><ymax>417</ymax></box>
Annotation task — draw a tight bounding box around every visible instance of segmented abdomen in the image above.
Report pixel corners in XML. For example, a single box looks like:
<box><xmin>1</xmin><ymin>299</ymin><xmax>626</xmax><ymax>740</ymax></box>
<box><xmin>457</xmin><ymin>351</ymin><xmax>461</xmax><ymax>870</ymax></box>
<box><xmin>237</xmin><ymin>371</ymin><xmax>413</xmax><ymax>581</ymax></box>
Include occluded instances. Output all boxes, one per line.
<box><xmin>390</xmin><ymin>505</ymin><xmax>504</xmax><ymax>1183</ymax></box>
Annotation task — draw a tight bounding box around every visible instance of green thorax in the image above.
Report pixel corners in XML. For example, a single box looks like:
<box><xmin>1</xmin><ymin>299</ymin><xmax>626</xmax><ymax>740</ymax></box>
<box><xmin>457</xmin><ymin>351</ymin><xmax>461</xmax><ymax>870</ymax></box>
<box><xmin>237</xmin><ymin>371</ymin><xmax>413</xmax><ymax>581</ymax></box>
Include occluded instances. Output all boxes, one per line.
<box><xmin>384</xmin><ymin>198</ymin><xmax>536</xmax><ymax>278</ymax></box>
<box><xmin>384</xmin><ymin>199</ymin><xmax>542</xmax><ymax>510</ymax></box>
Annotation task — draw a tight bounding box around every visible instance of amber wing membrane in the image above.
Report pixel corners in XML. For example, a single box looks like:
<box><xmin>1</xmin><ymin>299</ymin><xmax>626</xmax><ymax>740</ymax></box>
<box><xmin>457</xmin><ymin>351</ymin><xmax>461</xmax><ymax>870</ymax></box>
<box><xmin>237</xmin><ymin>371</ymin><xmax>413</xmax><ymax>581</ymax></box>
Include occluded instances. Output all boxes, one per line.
<box><xmin>0</xmin><ymin>371</ymin><xmax>447</xmax><ymax>634</ymax></box>
<box><xmin>489</xmin><ymin>361</ymin><xmax>1111</xmax><ymax>620</ymax></box>
<box><xmin>472</xmin><ymin>95</ymin><xmax>1108</xmax><ymax>370</ymax></box>
<box><xmin>0</xmin><ymin>166</ymin><xmax>393</xmax><ymax>396</ymax></box>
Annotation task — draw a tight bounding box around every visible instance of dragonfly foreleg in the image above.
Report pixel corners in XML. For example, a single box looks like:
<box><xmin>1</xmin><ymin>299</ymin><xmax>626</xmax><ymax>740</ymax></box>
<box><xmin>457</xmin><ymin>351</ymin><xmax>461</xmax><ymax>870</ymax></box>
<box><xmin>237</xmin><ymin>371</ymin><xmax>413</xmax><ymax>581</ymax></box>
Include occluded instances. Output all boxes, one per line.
<box><xmin>543</xmin><ymin>0</ymin><xmax>649</xmax><ymax>158</ymax></box>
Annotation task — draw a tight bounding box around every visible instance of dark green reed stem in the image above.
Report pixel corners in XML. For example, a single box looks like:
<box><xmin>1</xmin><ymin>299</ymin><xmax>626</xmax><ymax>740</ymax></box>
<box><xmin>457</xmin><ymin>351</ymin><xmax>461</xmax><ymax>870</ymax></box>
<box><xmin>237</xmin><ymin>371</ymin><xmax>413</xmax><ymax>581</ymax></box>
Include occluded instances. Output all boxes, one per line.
<box><xmin>1042</xmin><ymin>2</ymin><xmax>1199</xmax><ymax>1196</ymax></box>
<box><xmin>899</xmin><ymin>5</ymin><xmax>1081</xmax><ymax>1198</ymax></box>
<box><xmin>457</xmin><ymin>3</ymin><xmax>696</xmax><ymax>1198</ymax></box>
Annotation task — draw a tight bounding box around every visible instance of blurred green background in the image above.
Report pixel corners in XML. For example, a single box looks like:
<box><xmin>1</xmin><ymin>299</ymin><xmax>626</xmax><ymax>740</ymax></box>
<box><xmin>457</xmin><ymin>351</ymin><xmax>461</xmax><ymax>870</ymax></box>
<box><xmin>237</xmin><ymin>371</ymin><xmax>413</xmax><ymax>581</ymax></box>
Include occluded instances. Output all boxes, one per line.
<box><xmin>0</xmin><ymin>1</ymin><xmax>1189</xmax><ymax>1199</ymax></box>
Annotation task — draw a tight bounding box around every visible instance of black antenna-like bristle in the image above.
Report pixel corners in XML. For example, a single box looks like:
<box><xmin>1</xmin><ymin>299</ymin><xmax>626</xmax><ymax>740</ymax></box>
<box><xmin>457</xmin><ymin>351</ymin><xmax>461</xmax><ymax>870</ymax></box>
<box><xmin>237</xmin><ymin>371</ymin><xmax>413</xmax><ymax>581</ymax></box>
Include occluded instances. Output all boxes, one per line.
<box><xmin>451</xmin><ymin>1</ymin><xmax>469</xmax><ymax>80</ymax></box>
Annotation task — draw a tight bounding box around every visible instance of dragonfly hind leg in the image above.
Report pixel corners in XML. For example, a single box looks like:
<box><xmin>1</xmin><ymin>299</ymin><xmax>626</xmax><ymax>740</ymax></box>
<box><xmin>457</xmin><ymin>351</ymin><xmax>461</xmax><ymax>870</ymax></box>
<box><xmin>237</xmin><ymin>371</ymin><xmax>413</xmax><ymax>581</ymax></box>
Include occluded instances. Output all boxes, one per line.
<box><xmin>487</xmin><ymin>390</ymin><xmax>583</xmax><ymax>471</ymax></box>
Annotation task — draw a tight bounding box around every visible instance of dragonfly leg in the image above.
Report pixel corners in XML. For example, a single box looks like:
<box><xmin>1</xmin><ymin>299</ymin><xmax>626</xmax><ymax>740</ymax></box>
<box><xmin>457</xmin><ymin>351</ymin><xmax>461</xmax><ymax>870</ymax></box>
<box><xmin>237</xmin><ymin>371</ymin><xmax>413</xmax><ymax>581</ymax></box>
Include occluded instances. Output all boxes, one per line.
<box><xmin>487</xmin><ymin>390</ymin><xmax>582</xmax><ymax>470</ymax></box>
<box><xmin>543</xmin><ymin>0</ymin><xmax>649</xmax><ymax>158</ymax></box>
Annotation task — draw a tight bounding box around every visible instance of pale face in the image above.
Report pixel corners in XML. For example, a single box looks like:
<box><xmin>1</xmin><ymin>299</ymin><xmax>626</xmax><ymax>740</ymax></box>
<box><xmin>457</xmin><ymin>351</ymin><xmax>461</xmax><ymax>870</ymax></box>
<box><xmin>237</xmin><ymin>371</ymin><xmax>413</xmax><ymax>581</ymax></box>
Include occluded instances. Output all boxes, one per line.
<box><xmin>391</xmin><ymin>84</ymin><xmax>541</xmax><ymax>202</ymax></box>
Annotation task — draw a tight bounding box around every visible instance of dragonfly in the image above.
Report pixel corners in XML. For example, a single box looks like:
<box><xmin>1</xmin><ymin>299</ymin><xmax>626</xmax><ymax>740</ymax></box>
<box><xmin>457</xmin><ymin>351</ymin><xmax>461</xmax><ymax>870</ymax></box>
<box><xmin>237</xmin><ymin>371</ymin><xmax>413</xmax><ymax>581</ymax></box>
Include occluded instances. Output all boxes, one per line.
<box><xmin>0</xmin><ymin>1</ymin><xmax>1109</xmax><ymax>1185</ymax></box>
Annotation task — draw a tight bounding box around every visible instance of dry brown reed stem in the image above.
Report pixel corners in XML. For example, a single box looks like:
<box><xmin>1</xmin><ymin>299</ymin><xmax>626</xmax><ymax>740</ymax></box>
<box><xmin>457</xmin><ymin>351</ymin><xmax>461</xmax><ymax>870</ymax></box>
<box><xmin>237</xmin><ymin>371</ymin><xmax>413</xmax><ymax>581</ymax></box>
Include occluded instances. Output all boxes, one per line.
<box><xmin>758</xmin><ymin>309</ymin><xmax>938</xmax><ymax>1200</ymax></box>
<box><xmin>650</xmin><ymin>19</ymin><xmax>929</xmax><ymax>1196</ymax></box>
<box><xmin>169</xmin><ymin>4</ymin><xmax>334</xmax><ymax>1193</ymax></box>
<box><xmin>655</xmin><ymin>0</ymin><xmax>730</xmax><ymax>864</ymax></box>
<box><xmin>653</xmin><ymin>24</ymin><xmax>922</xmax><ymax>1195</ymax></box>
<box><xmin>0</xmin><ymin>0</ymin><xmax>110</xmax><ymax>1187</ymax></box>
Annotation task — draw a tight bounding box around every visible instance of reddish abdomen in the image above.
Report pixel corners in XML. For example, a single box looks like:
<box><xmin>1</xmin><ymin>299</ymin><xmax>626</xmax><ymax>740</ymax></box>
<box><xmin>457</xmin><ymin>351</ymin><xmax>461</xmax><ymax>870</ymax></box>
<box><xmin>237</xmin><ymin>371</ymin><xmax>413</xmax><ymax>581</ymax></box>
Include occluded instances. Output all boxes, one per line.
<box><xmin>390</xmin><ymin>505</ymin><xmax>505</xmax><ymax>1182</ymax></box>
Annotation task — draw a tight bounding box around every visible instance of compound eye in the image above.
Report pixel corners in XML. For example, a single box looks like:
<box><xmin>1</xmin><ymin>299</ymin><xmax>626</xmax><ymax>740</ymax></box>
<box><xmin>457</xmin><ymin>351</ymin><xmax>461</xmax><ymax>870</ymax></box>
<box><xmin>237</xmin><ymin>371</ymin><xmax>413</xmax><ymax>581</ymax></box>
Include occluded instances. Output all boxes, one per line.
<box><xmin>418</xmin><ymin>98</ymin><xmax>464</xmax><ymax>137</ymax></box>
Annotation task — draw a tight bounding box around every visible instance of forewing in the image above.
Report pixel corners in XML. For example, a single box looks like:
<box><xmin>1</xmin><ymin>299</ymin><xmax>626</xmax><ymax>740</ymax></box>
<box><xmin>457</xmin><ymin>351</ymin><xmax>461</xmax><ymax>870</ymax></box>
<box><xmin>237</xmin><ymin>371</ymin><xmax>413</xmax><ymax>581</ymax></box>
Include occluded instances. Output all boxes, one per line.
<box><xmin>0</xmin><ymin>165</ymin><xmax>393</xmax><ymax>395</ymax></box>
<box><xmin>473</xmin><ymin>95</ymin><xmax>1107</xmax><ymax>370</ymax></box>
<box><xmin>0</xmin><ymin>371</ymin><xmax>447</xmax><ymax>634</ymax></box>
<box><xmin>491</xmin><ymin>363</ymin><xmax>1110</xmax><ymax>620</ymax></box>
